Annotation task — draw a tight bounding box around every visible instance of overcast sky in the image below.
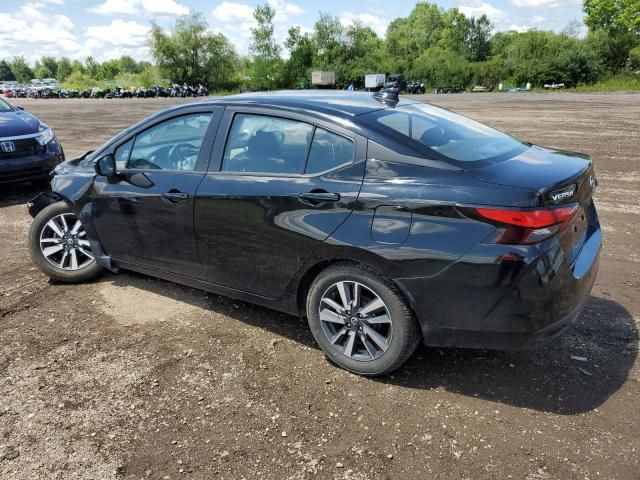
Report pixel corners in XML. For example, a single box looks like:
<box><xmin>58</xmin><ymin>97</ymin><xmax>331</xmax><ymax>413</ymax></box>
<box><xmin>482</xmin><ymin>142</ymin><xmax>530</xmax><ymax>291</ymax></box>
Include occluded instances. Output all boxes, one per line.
<box><xmin>0</xmin><ymin>0</ymin><xmax>584</xmax><ymax>64</ymax></box>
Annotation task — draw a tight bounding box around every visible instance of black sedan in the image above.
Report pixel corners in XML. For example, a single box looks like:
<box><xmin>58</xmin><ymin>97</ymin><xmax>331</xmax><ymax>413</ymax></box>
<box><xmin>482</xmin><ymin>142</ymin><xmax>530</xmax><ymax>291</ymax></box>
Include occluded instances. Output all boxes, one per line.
<box><xmin>26</xmin><ymin>91</ymin><xmax>601</xmax><ymax>375</ymax></box>
<box><xmin>0</xmin><ymin>96</ymin><xmax>64</xmax><ymax>185</ymax></box>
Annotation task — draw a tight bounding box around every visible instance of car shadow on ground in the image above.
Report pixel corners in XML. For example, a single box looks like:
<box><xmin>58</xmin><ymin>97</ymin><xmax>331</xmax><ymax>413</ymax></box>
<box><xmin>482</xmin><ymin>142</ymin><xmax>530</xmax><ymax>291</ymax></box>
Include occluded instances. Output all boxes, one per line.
<box><xmin>100</xmin><ymin>272</ymin><xmax>637</xmax><ymax>415</ymax></box>
<box><xmin>381</xmin><ymin>296</ymin><xmax>638</xmax><ymax>414</ymax></box>
<box><xmin>0</xmin><ymin>182</ymin><xmax>46</xmax><ymax>208</ymax></box>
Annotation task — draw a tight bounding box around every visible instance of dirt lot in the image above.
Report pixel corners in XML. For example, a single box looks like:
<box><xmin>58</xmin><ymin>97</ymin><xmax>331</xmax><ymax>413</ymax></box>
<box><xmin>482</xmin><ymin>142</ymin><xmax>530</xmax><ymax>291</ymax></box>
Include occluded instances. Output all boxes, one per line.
<box><xmin>1</xmin><ymin>93</ymin><xmax>638</xmax><ymax>480</ymax></box>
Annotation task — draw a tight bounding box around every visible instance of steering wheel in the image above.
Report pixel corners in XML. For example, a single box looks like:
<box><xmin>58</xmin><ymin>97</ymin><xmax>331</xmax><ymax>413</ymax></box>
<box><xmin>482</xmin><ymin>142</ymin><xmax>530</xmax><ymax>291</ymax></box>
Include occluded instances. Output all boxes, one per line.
<box><xmin>168</xmin><ymin>143</ymin><xmax>199</xmax><ymax>170</ymax></box>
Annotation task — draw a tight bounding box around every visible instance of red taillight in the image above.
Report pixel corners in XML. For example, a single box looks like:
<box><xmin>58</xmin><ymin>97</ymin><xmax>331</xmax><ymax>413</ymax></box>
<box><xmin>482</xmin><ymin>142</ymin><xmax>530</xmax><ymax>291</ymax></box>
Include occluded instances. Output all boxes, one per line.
<box><xmin>467</xmin><ymin>204</ymin><xmax>578</xmax><ymax>245</ymax></box>
<box><xmin>474</xmin><ymin>204</ymin><xmax>578</xmax><ymax>228</ymax></box>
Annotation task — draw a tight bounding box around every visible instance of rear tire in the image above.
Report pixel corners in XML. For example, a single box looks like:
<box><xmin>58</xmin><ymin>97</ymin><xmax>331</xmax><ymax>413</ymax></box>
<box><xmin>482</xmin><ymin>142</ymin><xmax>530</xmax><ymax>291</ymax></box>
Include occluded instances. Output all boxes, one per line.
<box><xmin>306</xmin><ymin>264</ymin><xmax>421</xmax><ymax>376</ymax></box>
<box><xmin>28</xmin><ymin>202</ymin><xmax>102</xmax><ymax>283</ymax></box>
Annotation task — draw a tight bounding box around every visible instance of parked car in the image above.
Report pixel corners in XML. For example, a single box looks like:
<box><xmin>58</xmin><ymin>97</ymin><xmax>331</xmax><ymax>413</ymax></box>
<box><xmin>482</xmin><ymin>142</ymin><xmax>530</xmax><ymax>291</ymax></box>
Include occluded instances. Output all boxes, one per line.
<box><xmin>0</xmin><ymin>96</ymin><xmax>64</xmax><ymax>186</ymax></box>
<box><xmin>26</xmin><ymin>91</ymin><xmax>601</xmax><ymax>375</ymax></box>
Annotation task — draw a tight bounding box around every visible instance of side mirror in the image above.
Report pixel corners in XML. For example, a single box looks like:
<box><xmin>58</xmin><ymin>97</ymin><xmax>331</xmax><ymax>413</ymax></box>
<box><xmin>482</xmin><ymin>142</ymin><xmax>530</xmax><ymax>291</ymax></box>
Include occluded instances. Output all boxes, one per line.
<box><xmin>15</xmin><ymin>106</ymin><xmax>24</xmax><ymax>111</ymax></box>
<box><xmin>95</xmin><ymin>154</ymin><xmax>116</xmax><ymax>177</ymax></box>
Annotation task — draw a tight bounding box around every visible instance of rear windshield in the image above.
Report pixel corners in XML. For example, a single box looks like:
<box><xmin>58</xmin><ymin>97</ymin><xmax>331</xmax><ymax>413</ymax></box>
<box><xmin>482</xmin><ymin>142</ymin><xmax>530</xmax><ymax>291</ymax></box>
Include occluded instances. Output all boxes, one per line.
<box><xmin>361</xmin><ymin>104</ymin><xmax>527</xmax><ymax>164</ymax></box>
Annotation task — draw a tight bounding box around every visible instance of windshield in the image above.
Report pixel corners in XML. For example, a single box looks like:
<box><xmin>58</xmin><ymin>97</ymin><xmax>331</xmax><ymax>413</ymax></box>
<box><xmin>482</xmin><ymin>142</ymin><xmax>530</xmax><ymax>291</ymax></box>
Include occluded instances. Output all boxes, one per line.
<box><xmin>362</xmin><ymin>103</ymin><xmax>527</xmax><ymax>164</ymax></box>
<box><xmin>0</xmin><ymin>97</ymin><xmax>14</xmax><ymax>113</ymax></box>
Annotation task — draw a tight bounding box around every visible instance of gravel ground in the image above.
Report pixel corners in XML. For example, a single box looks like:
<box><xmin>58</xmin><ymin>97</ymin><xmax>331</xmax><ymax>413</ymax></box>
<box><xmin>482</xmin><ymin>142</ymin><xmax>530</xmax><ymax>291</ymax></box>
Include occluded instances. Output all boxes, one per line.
<box><xmin>0</xmin><ymin>92</ymin><xmax>638</xmax><ymax>480</ymax></box>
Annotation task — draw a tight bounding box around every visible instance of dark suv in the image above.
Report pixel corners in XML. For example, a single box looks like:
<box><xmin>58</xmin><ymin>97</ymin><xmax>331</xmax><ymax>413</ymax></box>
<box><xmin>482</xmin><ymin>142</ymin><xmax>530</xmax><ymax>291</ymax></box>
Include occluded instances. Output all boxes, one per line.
<box><xmin>0</xmin><ymin>97</ymin><xmax>64</xmax><ymax>186</ymax></box>
<box><xmin>27</xmin><ymin>91</ymin><xmax>601</xmax><ymax>375</ymax></box>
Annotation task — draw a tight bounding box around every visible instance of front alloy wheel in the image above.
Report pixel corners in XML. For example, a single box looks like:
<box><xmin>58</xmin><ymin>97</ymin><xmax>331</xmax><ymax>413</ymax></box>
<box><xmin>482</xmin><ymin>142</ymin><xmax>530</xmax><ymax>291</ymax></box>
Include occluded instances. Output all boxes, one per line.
<box><xmin>28</xmin><ymin>202</ymin><xmax>103</xmax><ymax>283</ymax></box>
<box><xmin>39</xmin><ymin>213</ymin><xmax>94</xmax><ymax>271</ymax></box>
<box><xmin>307</xmin><ymin>264</ymin><xmax>420</xmax><ymax>376</ymax></box>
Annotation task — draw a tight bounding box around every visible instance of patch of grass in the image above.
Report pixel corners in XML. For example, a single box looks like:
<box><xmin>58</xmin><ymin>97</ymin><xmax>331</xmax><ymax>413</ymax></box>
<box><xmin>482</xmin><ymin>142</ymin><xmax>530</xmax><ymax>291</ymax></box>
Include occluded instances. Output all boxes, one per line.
<box><xmin>573</xmin><ymin>75</ymin><xmax>640</xmax><ymax>92</ymax></box>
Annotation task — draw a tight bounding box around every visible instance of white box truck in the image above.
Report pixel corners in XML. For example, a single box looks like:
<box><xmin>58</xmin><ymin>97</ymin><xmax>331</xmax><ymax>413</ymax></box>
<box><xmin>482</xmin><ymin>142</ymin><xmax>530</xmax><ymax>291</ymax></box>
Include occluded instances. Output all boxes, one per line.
<box><xmin>365</xmin><ymin>74</ymin><xmax>385</xmax><ymax>90</ymax></box>
<box><xmin>311</xmin><ymin>71</ymin><xmax>336</xmax><ymax>87</ymax></box>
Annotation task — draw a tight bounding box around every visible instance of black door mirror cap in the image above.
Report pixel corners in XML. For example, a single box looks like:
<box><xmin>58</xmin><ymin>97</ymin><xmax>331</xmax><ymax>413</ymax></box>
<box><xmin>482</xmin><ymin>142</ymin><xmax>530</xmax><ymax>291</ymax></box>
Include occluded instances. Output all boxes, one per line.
<box><xmin>95</xmin><ymin>154</ymin><xmax>116</xmax><ymax>177</ymax></box>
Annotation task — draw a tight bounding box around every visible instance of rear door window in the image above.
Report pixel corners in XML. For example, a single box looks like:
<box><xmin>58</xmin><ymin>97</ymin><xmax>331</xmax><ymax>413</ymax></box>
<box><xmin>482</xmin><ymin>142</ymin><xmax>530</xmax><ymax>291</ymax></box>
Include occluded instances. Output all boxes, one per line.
<box><xmin>222</xmin><ymin>114</ymin><xmax>313</xmax><ymax>175</ymax></box>
<box><xmin>305</xmin><ymin>128</ymin><xmax>354</xmax><ymax>175</ymax></box>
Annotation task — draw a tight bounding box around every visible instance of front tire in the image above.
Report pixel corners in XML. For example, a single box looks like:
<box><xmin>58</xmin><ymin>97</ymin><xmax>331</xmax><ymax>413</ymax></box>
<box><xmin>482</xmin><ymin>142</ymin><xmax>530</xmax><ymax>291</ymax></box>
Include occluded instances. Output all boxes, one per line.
<box><xmin>28</xmin><ymin>202</ymin><xmax>102</xmax><ymax>283</ymax></box>
<box><xmin>306</xmin><ymin>264</ymin><xmax>421</xmax><ymax>376</ymax></box>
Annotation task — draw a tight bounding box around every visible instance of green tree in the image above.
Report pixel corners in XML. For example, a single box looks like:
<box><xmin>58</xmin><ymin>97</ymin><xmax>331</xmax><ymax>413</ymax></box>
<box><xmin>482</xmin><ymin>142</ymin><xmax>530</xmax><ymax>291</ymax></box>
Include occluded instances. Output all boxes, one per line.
<box><xmin>587</xmin><ymin>29</ymin><xmax>637</xmax><ymax>72</ymax></box>
<box><xmin>71</xmin><ymin>60</ymin><xmax>85</xmax><ymax>74</ymax></box>
<box><xmin>10</xmin><ymin>56</ymin><xmax>34</xmax><ymax>83</ymax></box>
<box><xmin>40</xmin><ymin>56</ymin><xmax>58</xmax><ymax>79</ymax></box>
<box><xmin>85</xmin><ymin>56</ymin><xmax>99</xmax><ymax>78</ymax></box>
<box><xmin>150</xmin><ymin>12</ymin><xmax>239</xmax><ymax>89</ymax></box>
<box><xmin>282</xmin><ymin>26</ymin><xmax>314</xmax><ymax>88</ymax></box>
<box><xmin>628</xmin><ymin>45</ymin><xmax>640</xmax><ymax>70</ymax></box>
<box><xmin>34</xmin><ymin>62</ymin><xmax>54</xmax><ymax>80</ymax></box>
<box><xmin>467</xmin><ymin>15</ymin><xmax>492</xmax><ymax>62</ymax></box>
<box><xmin>97</xmin><ymin>59</ymin><xmax>122</xmax><ymax>80</ymax></box>
<box><xmin>584</xmin><ymin>0</ymin><xmax>640</xmax><ymax>34</ymax></box>
<box><xmin>412</xmin><ymin>46</ymin><xmax>470</xmax><ymax>87</ymax></box>
<box><xmin>248</xmin><ymin>4</ymin><xmax>282</xmax><ymax>90</ymax></box>
<box><xmin>118</xmin><ymin>55</ymin><xmax>142</xmax><ymax>74</ymax></box>
<box><xmin>56</xmin><ymin>57</ymin><xmax>72</xmax><ymax>82</ymax></box>
<box><xmin>0</xmin><ymin>60</ymin><xmax>16</xmax><ymax>81</ymax></box>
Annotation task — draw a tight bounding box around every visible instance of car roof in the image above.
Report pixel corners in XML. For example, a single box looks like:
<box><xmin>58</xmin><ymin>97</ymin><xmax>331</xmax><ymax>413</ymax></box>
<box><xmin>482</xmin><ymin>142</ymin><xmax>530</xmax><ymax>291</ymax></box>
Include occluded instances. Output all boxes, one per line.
<box><xmin>197</xmin><ymin>90</ymin><xmax>420</xmax><ymax>120</ymax></box>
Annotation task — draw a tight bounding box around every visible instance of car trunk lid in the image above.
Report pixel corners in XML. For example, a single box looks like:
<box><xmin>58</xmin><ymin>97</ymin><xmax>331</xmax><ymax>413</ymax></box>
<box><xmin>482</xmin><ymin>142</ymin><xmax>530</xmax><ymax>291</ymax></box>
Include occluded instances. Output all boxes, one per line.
<box><xmin>468</xmin><ymin>145</ymin><xmax>598</xmax><ymax>264</ymax></box>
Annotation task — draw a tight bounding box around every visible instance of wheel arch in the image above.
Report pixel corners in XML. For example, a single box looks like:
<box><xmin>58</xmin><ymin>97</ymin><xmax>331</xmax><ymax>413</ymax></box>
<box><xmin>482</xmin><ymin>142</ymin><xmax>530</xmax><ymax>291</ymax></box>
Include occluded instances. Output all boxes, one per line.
<box><xmin>292</xmin><ymin>248</ymin><xmax>414</xmax><ymax>318</ymax></box>
<box><xmin>27</xmin><ymin>191</ymin><xmax>78</xmax><ymax>218</ymax></box>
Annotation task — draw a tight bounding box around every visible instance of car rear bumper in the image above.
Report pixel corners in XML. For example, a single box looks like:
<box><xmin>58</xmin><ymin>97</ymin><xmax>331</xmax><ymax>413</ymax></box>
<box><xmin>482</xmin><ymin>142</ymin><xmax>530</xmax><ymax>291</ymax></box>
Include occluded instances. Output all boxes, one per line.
<box><xmin>396</xmin><ymin>224</ymin><xmax>602</xmax><ymax>350</ymax></box>
<box><xmin>0</xmin><ymin>140</ymin><xmax>63</xmax><ymax>184</ymax></box>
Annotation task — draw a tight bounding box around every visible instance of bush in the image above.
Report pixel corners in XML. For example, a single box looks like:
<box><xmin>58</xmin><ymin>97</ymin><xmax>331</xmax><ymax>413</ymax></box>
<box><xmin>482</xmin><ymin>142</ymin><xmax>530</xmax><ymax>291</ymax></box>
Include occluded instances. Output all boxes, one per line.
<box><xmin>628</xmin><ymin>46</ymin><xmax>640</xmax><ymax>71</ymax></box>
<box><xmin>61</xmin><ymin>72</ymin><xmax>99</xmax><ymax>90</ymax></box>
<box><xmin>411</xmin><ymin>47</ymin><xmax>471</xmax><ymax>88</ymax></box>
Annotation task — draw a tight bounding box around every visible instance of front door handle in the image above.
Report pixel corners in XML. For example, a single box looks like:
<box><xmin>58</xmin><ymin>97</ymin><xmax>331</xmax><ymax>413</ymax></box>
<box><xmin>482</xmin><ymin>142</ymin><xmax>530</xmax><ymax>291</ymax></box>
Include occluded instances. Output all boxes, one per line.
<box><xmin>298</xmin><ymin>191</ymin><xmax>341</xmax><ymax>205</ymax></box>
<box><xmin>161</xmin><ymin>191</ymin><xmax>190</xmax><ymax>204</ymax></box>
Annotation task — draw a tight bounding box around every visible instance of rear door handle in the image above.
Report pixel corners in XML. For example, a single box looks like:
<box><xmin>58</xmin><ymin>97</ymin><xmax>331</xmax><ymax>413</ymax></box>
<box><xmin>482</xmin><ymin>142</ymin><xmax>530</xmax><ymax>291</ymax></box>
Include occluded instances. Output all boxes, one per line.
<box><xmin>298</xmin><ymin>191</ymin><xmax>341</xmax><ymax>204</ymax></box>
<box><xmin>161</xmin><ymin>191</ymin><xmax>190</xmax><ymax>203</ymax></box>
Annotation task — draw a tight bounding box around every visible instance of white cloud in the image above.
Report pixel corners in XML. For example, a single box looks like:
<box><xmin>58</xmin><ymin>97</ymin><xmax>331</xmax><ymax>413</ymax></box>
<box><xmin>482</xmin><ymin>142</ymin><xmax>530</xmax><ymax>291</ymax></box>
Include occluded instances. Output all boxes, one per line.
<box><xmin>0</xmin><ymin>4</ymin><xmax>84</xmax><ymax>62</ymax></box>
<box><xmin>532</xmin><ymin>15</ymin><xmax>545</xmax><ymax>23</ymax></box>
<box><xmin>211</xmin><ymin>0</ymin><xmax>305</xmax><ymax>54</ymax></box>
<box><xmin>268</xmin><ymin>0</ymin><xmax>304</xmax><ymax>21</ymax></box>
<box><xmin>339</xmin><ymin>12</ymin><xmax>389</xmax><ymax>37</ymax></box>
<box><xmin>211</xmin><ymin>0</ymin><xmax>303</xmax><ymax>23</ymax></box>
<box><xmin>212</xmin><ymin>1</ymin><xmax>254</xmax><ymax>22</ymax></box>
<box><xmin>85</xmin><ymin>19</ymin><xmax>151</xmax><ymax>48</ymax></box>
<box><xmin>508</xmin><ymin>0</ymin><xmax>580</xmax><ymax>7</ymax></box>
<box><xmin>508</xmin><ymin>24</ymin><xmax>533</xmax><ymax>32</ymax></box>
<box><xmin>459</xmin><ymin>2</ymin><xmax>508</xmax><ymax>23</ymax></box>
<box><xmin>141</xmin><ymin>0</ymin><xmax>189</xmax><ymax>16</ymax></box>
<box><xmin>89</xmin><ymin>0</ymin><xmax>138</xmax><ymax>15</ymax></box>
<box><xmin>88</xmin><ymin>0</ymin><xmax>189</xmax><ymax>17</ymax></box>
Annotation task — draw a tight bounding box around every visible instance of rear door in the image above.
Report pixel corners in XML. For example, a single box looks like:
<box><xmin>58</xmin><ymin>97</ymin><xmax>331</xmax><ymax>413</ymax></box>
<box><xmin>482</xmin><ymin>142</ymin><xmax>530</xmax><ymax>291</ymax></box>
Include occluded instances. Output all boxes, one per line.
<box><xmin>194</xmin><ymin>108</ymin><xmax>366</xmax><ymax>298</ymax></box>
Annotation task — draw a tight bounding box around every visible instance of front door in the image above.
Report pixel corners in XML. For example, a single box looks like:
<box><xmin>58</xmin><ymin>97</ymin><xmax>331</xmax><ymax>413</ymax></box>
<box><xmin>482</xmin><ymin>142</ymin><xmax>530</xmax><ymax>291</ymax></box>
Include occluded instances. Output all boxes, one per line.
<box><xmin>195</xmin><ymin>110</ymin><xmax>366</xmax><ymax>298</ymax></box>
<box><xmin>92</xmin><ymin>110</ymin><xmax>220</xmax><ymax>278</ymax></box>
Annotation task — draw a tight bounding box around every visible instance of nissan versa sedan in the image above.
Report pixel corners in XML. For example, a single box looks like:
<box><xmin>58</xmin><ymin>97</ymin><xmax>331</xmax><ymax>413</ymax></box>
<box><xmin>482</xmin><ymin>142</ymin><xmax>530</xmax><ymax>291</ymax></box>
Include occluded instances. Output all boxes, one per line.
<box><xmin>26</xmin><ymin>91</ymin><xmax>601</xmax><ymax>375</ymax></box>
<box><xmin>0</xmin><ymin>96</ymin><xmax>64</xmax><ymax>185</ymax></box>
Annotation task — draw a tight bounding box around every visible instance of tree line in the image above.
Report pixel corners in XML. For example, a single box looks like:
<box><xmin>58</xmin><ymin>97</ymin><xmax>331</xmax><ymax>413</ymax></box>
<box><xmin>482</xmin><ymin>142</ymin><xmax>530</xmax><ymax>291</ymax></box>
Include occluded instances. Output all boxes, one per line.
<box><xmin>1</xmin><ymin>0</ymin><xmax>639</xmax><ymax>91</ymax></box>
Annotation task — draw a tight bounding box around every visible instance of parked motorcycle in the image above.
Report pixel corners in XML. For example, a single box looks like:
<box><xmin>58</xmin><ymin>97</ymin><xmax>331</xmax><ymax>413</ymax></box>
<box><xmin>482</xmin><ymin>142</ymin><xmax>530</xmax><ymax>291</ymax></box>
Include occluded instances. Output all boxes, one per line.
<box><xmin>406</xmin><ymin>81</ymin><xmax>425</xmax><ymax>94</ymax></box>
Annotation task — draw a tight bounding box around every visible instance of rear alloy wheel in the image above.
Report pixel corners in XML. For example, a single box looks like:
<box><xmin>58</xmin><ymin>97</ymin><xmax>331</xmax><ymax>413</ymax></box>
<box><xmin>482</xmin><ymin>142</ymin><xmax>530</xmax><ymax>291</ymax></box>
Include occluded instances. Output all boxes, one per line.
<box><xmin>28</xmin><ymin>202</ymin><xmax>102</xmax><ymax>283</ymax></box>
<box><xmin>306</xmin><ymin>264</ymin><xmax>420</xmax><ymax>376</ymax></box>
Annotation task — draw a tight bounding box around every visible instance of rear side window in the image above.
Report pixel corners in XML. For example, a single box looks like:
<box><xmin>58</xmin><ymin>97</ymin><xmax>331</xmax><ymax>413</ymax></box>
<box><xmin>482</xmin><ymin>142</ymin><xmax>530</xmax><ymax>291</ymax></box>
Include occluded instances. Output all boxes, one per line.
<box><xmin>306</xmin><ymin>128</ymin><xmax>354</xmax><ymax>174</ymax></box>
<box><xmin>222</xmin><ymin>114</ymin><xmax>313</xmax><ymax>174</ymax></box>
<box><xmin>362</xmin><ymin>104</ymin><xmax>526</xmax><ymax>164</ymax></box>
